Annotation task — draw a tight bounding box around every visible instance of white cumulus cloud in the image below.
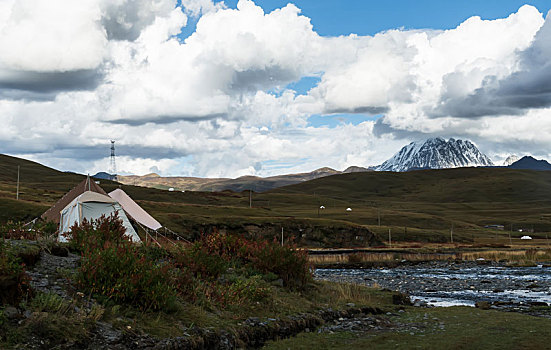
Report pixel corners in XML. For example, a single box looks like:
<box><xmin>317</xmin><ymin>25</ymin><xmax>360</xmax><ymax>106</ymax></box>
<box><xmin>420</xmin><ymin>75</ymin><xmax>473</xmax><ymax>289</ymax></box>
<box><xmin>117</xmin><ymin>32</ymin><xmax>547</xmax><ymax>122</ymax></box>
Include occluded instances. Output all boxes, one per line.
<box><xmin>0</xmin><ymin>1</ymin><xmax>550</xmax><ymax>177</ymax></box>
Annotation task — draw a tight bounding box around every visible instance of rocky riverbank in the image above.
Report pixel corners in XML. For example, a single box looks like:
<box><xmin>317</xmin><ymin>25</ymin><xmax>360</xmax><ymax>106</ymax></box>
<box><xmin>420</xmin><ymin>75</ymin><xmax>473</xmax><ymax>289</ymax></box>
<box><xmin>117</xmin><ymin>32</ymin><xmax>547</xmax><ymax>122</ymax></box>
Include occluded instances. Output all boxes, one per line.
<box><xmin>315</xmin><ymin>260</ymin><xmax>551</xmax><ymax>318</ymax></box>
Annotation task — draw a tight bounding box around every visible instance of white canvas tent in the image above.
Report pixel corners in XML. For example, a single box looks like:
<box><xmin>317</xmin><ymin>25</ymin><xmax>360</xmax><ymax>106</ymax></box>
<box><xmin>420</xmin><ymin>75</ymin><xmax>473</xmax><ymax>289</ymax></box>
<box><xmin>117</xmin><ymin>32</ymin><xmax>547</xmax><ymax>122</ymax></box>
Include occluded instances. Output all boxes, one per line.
<box><xmin>108</xmin><ymin>189</ymin><xmax>162</xmax><ymax>231</ymax></box>
<box><xmin>58</xmin><ymin>191</ymin><xmax>141</xmax><ymax>243</ymax></box>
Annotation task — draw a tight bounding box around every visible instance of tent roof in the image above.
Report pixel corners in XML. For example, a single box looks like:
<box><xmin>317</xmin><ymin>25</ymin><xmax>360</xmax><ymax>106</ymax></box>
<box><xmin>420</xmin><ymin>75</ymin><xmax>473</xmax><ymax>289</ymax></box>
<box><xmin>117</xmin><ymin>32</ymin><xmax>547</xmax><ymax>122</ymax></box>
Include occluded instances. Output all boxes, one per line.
<box><xmin>108</xmin><ymin>188</ymin><xmax>162</xmax><ymax>231</ymax></box>
<box><xmin>41</xmin><ymin>177</ymin><xmax>108</xmax><ymax>223</ymax></box>
<box><xmin>71</xmin><ymin>191</ymin><xmax>116</xmax><ymax>205</ymax></box>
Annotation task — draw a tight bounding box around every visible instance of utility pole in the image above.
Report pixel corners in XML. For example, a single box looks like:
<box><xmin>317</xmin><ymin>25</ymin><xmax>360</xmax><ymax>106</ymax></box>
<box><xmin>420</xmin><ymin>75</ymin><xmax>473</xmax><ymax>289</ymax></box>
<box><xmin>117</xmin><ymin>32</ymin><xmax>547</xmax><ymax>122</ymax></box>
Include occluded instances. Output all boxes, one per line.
<box><xmin>16</xmin><ymin>165</ymin><xmax>20</xmax><ymax>200</ymax></box>
<box><xmin>450</xmin><ymin>223</ymin><xmax>454</xmax><ymax>244</ymax></box>
<box><xmin>281</xmin><ymin>227</ymin><xmax>284</xmax><ymax>246</ymax></box>
<box><xmin>388</xmin><ymin>228</ymin><xmax>392</xmax><ymax>248</ymax></box>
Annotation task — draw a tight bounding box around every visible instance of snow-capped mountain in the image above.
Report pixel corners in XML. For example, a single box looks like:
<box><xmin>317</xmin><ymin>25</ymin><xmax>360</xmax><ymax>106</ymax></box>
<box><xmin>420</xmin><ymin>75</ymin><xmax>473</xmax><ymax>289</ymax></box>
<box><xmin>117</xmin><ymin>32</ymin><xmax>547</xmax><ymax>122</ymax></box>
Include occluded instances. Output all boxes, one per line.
<box><xmin>375</xmin><ymin>138</ymin><xmax>494</xmax><ymax>172</ymax></box>
<box><xmin>502</xmin><ymin>155</ymin><xmax>520</xmax><ymax>166</ymax></box>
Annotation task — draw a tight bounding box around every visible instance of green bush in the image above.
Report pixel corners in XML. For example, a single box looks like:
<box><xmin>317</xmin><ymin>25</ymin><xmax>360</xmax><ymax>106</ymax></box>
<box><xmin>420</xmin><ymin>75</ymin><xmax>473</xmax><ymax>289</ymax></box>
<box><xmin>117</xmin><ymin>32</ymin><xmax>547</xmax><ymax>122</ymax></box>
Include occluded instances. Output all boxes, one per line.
<box><xmin>181</xmin><ymin>232</ymin><xmax>312</xmax><ymax>289</ymax></box>
<box><xmin>186</xmin><ymin>243</ymin><xmax>228</xmax><ymax>278</ymax></box>
<box><xmin>251</xmin><ymin>241</ymin><xmax>312</xmax><ymax>289</ymax></box>
<box><xmin>70</xmin><ymin>216</ymin><xmax>178</xmax><ymax>311</ymax></box>
<box><xmin>77</xmin><ymin>240</ymin><xmax>178</xmax><ymax>311</ymax></box>
<box><xmin>30</xmin><ymin>292</ymin><xmax>69</xmax><ymax>314</ymax></box>
<box><xmin>0</xmin><ymin>241</ymin><xmax>30</xmax><ymax>305</ymax></box>
<box><xmin>10</xmin><ymin>243</ymin><xmax>40</xmax><ymax>267</ymax></box>
<box><xmin>228</xmin><ymin>275</ymin><xmax>270</xmax><ymax>303</ymax></box>
<box><xmin>68</xmin><ymin>216</ymin><xmax>312</xmax><ymax>311</ymax></box>
<box><xmin>0</xmin><ymin>220</ymin><xmax>57</xmax><ymax>241</ymax></box>
<box><xmin>63</xmin><ymin>214</ymin><xmax>129</xmax><ymax>253</ymax></box>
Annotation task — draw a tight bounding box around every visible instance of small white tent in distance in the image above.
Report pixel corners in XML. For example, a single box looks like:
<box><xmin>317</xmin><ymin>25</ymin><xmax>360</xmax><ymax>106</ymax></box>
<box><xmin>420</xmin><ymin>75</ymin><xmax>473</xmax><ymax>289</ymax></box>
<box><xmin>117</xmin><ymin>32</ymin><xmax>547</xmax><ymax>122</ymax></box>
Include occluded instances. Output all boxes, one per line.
<box><xmin>58</xmin><ymin>191</ymin><xmax>141</xmax><ymax>243</ymax></box>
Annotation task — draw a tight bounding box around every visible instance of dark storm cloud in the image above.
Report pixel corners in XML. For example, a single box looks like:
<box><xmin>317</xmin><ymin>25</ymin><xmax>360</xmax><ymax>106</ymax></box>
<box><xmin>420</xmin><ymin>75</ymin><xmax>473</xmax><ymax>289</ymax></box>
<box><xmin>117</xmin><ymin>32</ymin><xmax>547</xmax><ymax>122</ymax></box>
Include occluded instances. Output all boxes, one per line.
<box><xmin>115</xmin><ymin>144</ymin><xmax>186</xmax><ymax>159</ymax></box>
<box><xmin>326</xmin><ymin>106</ymin><xmax>389</xmax><ymax>115</ymax></box>
<box><xmin>0</xmin><ymin>89</ymin><xmax>57</xmax><ymax>101</ymax></box>
<box><xmin>432</xmin><ymin>65</ymin><xmax>551</xmax><ymax>118</ymax></box>
<box><xmin>108</xmin><ymin>113</ymin><xmax>227</xmax><ymax>126</ymax></box>
<box><xmin>372</xmin><ymin>117</ymin><xmax>429</xmax><ymax>139</ymax></box>
<box><xmin>431</xmin><ymin>12</ymin><xmax>551</xmax><ymax>119</ymax></box>
<box><xmin>0</xmin><ymin>69</ymin><xmax>104</xmax><ymax>99</ymax></box>
<box><xmin>3</xmin><ymin>140</ymin><xmax>187</xmax><ymax>162</ymax></box>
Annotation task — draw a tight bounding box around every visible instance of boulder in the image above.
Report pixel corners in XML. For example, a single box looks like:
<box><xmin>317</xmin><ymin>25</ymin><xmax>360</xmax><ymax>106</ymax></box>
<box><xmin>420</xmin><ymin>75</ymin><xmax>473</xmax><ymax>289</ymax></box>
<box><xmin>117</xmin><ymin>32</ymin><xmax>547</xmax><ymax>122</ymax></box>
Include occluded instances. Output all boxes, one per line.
<box><xmin>475</xmin><ymin>301</ymin><xmax>491</xmax><ymax>309</ymax></box>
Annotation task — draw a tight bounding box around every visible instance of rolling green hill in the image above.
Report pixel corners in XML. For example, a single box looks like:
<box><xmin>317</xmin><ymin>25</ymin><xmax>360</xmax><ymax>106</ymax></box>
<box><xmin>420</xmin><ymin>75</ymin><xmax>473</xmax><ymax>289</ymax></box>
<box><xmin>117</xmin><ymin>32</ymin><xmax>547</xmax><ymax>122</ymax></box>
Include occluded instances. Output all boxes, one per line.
<box><xmin>2</xmin><ymin>153</ymin><xmax>551</xmax><ymax>245</ymax></box>
<box><xmin>0</xmin><ymin>154</ymin><xmax>375</xmax><ymax>246</ymax></box>
<box><xmin>275</xmin><ymin>167</ymin><xmax>551</xmax><ymax>204</ymax></box>
<box><xmin>267</xmin><ymin>167</ymin><xmax>551</xmax><ymax>241</ymax></box>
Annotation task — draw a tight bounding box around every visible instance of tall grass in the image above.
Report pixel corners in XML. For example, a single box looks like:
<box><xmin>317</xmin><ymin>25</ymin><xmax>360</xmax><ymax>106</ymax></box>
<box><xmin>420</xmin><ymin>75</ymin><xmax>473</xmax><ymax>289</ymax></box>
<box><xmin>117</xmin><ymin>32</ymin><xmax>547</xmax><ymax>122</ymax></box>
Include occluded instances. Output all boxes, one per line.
<box><xmin>310</xmin><ymin>248</ymin><xmax>551</xmax><ymax>265</ymax></box>
<box><xmin>330</xmin><ymin>282</ymin><xmax>373</xmax><ymax>305</ymax></box>
<box><xmin>310</xmin><ymin>252</ymin><xmax>457</xmax><ymax>265</ymax></box>
<box><xmin>459</xmin><ymin>249</ymin><xmax>551</xmax><ymax>263</ymax></box>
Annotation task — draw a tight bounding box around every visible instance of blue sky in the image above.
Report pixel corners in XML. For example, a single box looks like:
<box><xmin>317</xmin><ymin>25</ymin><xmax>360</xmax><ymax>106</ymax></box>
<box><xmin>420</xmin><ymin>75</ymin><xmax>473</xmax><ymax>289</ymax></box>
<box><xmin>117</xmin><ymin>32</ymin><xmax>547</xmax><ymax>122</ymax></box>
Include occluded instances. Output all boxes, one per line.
<box><xmin>248</xmin><ymin>1</ymin><xmax>551</xmax><ymax>35</ymax></box>
<box><xmin>181</xmin><ymin>1</ymin><xmax>551</xmax><ymax>37</ymax></box>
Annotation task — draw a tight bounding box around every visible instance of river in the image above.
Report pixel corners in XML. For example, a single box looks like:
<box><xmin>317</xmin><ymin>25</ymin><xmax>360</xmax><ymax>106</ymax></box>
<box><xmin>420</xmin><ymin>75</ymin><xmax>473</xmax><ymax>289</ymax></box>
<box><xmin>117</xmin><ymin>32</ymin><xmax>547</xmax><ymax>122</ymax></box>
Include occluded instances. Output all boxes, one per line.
<box><xmin>315</xmin><ymin>261</ymin><xmax>551</xmax><ymax>310</ymax></box>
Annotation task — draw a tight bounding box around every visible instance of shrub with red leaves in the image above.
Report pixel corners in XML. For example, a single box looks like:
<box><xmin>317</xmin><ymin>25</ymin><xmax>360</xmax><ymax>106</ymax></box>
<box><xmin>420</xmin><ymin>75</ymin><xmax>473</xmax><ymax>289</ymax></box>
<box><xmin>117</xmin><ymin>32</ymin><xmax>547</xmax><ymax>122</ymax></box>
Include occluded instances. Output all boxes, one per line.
<box><xmin>63</xmin><ymin>214</ymin><xmax>129</xmax><ymax>253</ymax></box>
<box><xmin>71</xmin><ymin>216</ymin><xmax>178</xmax><ymax>311</ymax></box>
<box><xmin>176</xmin><ymin>231</ymin><xmax>312</xmax><ymax>289</ymax></box>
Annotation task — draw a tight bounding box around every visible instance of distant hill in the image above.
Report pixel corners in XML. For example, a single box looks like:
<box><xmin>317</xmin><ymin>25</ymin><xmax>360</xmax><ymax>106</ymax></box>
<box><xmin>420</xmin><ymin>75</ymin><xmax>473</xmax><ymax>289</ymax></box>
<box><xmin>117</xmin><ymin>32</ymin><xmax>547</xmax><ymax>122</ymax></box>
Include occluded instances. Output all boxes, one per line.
<box><xmin>374</xmin><ymin>137</ymin><xmax>493</xmax><ymax>172</ymax></box>
<box><xmin>343</xmin><ymin>166</ymin><xmax>371</xmax><ymax>173</ymax></box>
<box><xmin>118</xmin><ymin>166</ymin><xmax>357</xmax><ymax>192</ymax></box>
<box><xmin>92</xmin><ymin>172</ymin><xmax>117</xmax><ymax>180</ymax></box>
<box><xmin>508</xmin><ymin>156</ymin><xmax>551</xmax><ymax>170</ymax></box>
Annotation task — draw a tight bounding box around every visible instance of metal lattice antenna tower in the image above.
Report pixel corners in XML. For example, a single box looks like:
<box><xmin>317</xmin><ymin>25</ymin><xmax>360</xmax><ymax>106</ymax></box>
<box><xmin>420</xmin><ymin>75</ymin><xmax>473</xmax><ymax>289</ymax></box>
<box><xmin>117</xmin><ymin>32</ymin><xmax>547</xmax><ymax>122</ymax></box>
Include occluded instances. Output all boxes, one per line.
<box><xmin>109</xmin><ymin>140</ymin><xmax>117</xmax><ymax>176</ymax></box>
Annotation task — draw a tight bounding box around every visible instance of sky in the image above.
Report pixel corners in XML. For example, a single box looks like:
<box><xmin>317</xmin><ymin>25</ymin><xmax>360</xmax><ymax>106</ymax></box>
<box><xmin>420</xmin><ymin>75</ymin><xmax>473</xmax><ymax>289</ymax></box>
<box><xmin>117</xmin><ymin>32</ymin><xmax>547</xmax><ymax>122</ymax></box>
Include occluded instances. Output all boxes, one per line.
<box><xmin>1</xmin><ymin>0</ymin><xmax>550</xmax><ymax>178</ymax></box>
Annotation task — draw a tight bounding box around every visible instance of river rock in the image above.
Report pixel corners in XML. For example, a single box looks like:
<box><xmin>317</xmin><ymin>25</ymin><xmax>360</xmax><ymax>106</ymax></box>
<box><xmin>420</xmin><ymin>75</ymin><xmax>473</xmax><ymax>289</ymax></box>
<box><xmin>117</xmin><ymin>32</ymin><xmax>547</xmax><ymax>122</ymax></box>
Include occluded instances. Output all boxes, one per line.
<box><xmin>392</xmin><ymin>292</ymin><xmax>412</xmax><ymax>306</ymax></box>
<box><xmin>3</xmin><ymin>306</ymin><xmax>20</xmax><ymax>319</ymax></box>
<box><xmin>475</xmin><ymin>301</ymin><xmax>491</xmax><ymax>309</ymax></box>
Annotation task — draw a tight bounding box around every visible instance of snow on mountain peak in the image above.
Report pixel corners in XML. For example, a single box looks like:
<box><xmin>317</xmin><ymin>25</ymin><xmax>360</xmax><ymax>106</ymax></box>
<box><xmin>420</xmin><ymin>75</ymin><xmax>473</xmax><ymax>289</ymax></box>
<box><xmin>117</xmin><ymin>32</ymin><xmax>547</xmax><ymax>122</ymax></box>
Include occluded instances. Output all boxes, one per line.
<box><xmin>502</xmin><ymin>155</ymin><xmax>520</xmax><ymax>166</ymax></box>
<box><xmin>375</xmin><ymin>138</ymin><xmax>494</xmax><ymax>172</ymax></box>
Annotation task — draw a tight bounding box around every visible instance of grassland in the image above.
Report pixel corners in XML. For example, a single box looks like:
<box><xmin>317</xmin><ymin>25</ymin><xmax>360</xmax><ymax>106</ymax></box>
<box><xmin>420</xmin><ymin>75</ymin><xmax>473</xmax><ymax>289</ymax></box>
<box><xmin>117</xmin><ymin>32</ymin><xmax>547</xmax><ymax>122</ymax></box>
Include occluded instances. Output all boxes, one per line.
<box><xmin>262</xmin><ymin>306</ymin><xmax>551</xmax><ymax>350</ymax></box>
<box><xmin>2</xmin><ymin>153</ymin><xmax>551</xmax><ymax>246</ymax></box>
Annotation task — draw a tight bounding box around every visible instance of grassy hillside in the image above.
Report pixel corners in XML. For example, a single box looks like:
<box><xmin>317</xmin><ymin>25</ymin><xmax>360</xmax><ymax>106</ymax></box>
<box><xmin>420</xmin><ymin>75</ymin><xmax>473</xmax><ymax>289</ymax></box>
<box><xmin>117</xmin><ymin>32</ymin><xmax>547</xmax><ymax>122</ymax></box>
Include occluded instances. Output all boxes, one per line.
<box><xmin>2</xmin><ymin>153</ymin><xmax>551</xmax><ymax>245</ymax></box>
<box><xmin>0</xmin><ymin>154</ymin><xmax>373</xmax><ymax>246</ymax></box>
<box><xmin>267</xmin><ymin>168</ymin><xmax>551</xmax><ymax>241</ymax></box>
